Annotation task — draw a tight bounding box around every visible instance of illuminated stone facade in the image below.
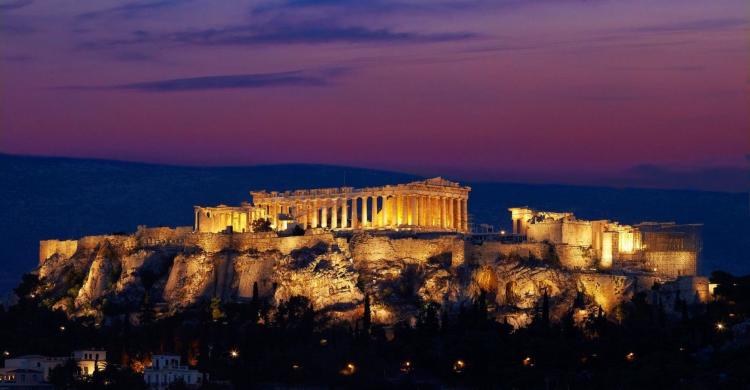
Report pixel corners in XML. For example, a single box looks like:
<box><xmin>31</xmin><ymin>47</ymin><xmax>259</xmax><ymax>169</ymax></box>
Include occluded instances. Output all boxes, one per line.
<box><xmin>508</xmin><ymin>207</ymin><xmax>701</xmax><ymax>278</ymax></box>
<box><xmin>195</xmin><ymin>177</ymin><xmax>470</xmax><ymax>233</ymax></box>
<box><xmin>34</xmin><ymin>178</ymin><xmax>711</xmax><ymax>329</ymax></box>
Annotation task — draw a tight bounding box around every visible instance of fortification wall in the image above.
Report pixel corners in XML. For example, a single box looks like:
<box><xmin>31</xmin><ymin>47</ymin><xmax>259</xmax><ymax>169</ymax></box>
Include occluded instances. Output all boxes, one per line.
<box><xmin>183</xmin><ymin>231</ymin><xmax>339</xmax><ymax>254</ymax></box>
<box><xmin>527</xmin><ymin>221</ymin><xmax>562</xmax><ymax>243</ymax></box>
<box><xmin>39</xmin><ymin>240</ymin><xmax>78</xmax><ymax>264</ymax></box>
<box><xmin>467</xmin><ymin>242</ymin><xmax>547</xmax><ymax>265</ymax></box>
<box><xmin>349</xmin><ymin>234</ymin><xmax>466</xmax><ymax>266</ymax></box>
<box><xmin>136</xmin><ymin>226</ymin><xmax>192</xmax><ymax>246</ymax></box>
<box><xmin>75</xmin><ymin>235</ymin><xmax>137</xmax><ymax>252</ymax></box>
<box><xmin>575</xmin><ymin>273</ymin><xmax>635</xmax><ymax>313</ymax></box>
<box><xmin>645</xmin><ymin>251</ymin><xmax>697</xmax><ymax>278</ymax></box>
<box><xmin>555</xmin><ymin>244</ymin><xmax>595</xmax><ymax>269</ymax></box>
<box><xmin>561</xmin><ymin>221</ymin><xmax>593</xmax><ymax>246</ymax></box>
<box><xmin>677</xmin><ymin>276</ymin><xmax>710</xmax><ymax>303</ymax></box>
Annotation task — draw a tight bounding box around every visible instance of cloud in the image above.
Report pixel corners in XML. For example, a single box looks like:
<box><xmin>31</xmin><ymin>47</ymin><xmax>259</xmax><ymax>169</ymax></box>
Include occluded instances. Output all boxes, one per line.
<box><xmin>623</xmin><ymin>18</ymin><xmax>748</xmax><ymax>34</ymax></box>
<box><xmin>0</xmin><ymin>0</ymin><xmax>32</xmax><ymax>11</ymax></box>
<box><xmin>78</xmin><ymin>21</ymin><xmax>476</xmax><ymax>51</ymax></box>
<box><xmin>577</xmin><ymin>94</ymin><xmax>641</xmax><ymax>102</ymax></box>
<box><xmin>172</xmin><ymin>22</ymin><xmax>476</xmax><ymax>46</ymax></box>
<box><xmin>0</xmin><ymin>16</ymin><xmax>36</xmax><ymax>35</ymax></box>
<box><xmin>77</xmin><ymin>0</ymin><xmax>188</xmax><ymax>21</ymax></box>
<box><xmin>612</xmin><ymin>65</ymin><xmax>706</xmax><ymax>72</ymax></box>
<box><xmin>2</xmin><ymin>54</ymin><xmax>33</xmax><ymax>62</ymax></box>
<box><xmin>603</xmin><ymin>164</ymin><xmax>750</xmax><ymax>193</ymax></box>
<box><xmin>64</xmin><ymin>67</ymin><xmax>349</xmax><ymax>92</ymax></box>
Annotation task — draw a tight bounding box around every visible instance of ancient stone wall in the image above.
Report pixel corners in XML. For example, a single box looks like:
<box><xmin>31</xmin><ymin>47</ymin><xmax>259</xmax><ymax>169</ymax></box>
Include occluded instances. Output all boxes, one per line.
<box><xmin>555</xmin><ymin>244</ymin><xmax>596</xmax><ymax>269</ymax></box>
<box><xmin>39</xmin><ymin>240</ymin><xmax>78</xmax><ymax>264</ymax></box>
<box><xmin>561</xmin><ymin>221</ymin><xmax>593</xmax><ymax>246</ymax></box>
<box><xmin>575</xmin><ymin>273</ymin><xmax>635</xmax><ymax>312</ymax></box>
<box><xmin>135</xmin><ymin>226</ymin><xmax>192</xmax><ymax>247</ymax></box>
<box><xmin>348</xmin><ymin>233</ymin><xmax>465</xmax><ymax>266</ymax></box>
<box><xmin>467</xmin><ymin>242</ymin><xmax>547</xmax><ymax>265</ymax></box>
<box><xmin>645</xmin><ymin>251</ymin><xmax>697</xmax><ymax>277</ymax></box>
<box><xmin>526</xmin><ymin>221</ymin><xmax>562</xmax><ymax>243</ymax></box>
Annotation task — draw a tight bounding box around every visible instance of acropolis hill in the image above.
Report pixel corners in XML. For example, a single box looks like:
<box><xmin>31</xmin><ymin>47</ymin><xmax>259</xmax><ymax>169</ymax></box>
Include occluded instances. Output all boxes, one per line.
<box><xmin>36</xmin><ymin>177</ymin><xmax>708</xmax><ymax>327</ymax></box>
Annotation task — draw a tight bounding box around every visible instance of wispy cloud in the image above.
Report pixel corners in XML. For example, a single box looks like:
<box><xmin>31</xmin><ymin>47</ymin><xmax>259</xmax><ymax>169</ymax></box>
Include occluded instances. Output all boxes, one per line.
<box><xmin>2</xmin><ymin>54</ymin><xmax>33</xmax><ymax>62</ymax></box>
<box><xmin>79</xmin><ymin>21</ymin><xmax>476</xmax><ymax>50</ymax></box>
<box><xmin>172</xmin><ymin>22</ymin><xmax>476</xmax><ymax>46</ymax></box>
<box><xmin>0</xmin><ymin>0</ymin><xmax>33</xmax><ymax>11</ymax></box>
<box><xmin>623</xmin><ymin>18</ymin><xmax>748</xmax><ymax>34</ymax></box>
<box><xmin>0</xmin><ymin>16</ymin><xmax>36</xmax><ymax>35</ymax></box>
<box><xmin>77</xmin><ymin>0</ymin><xmax>189</xmax><ymax>21</ymax></box>
<box><xmin>612</xmin><ymin>65</ymin><xmax>706</xmax><ymax>72</ymax></box>
<box><xmin>63</xmin><ymin>67</ymin><xmax>349</xmax><ymax>92</ymax></box>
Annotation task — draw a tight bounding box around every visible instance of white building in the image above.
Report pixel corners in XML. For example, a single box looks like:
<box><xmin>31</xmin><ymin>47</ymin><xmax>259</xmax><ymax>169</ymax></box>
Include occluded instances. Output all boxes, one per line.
<box><xmin>71</xmin><ymin>350</ymin><xmax>106</xmax><ymax>376</ymax></box>
<box><xmin>0</xmin><ymin>368</ymin><xmax>48</xmax><ymax>388</ymax></box>
<box><xmin>143</xmin><ymin>355</ymin><xmax>204</xmax><ymax>389</ymax></box>
<box><xmin>0</xmin><ymin>355</ymin><xmax>67</xmax><ymax>381</ymax></box>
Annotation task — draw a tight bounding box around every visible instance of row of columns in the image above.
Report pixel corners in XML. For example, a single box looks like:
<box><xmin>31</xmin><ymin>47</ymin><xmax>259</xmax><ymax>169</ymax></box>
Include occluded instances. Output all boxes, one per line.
<box><xmin>258</xmin><ymin>194</ymin><xmax>468</xmax><ymax>232</ymax></box>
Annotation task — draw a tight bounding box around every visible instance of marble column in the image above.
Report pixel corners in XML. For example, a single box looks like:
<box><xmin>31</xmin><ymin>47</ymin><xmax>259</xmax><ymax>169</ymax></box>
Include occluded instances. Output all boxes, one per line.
<box><xmin>311</xmin><ymin>200</ymin><xmax>318</xmax><ymax>228</ymax></box>
<box><xmin>321</xmin><ymin>202</ymin><xmax>328</xmax><ymax>228</ymax></box>
<box><xmin>445</xmin><ymin>198</ymin><xmax>456</xmax><ymax>229</ymax></box>
<box><xmin>402</xmin><ymin>195</ymin><xmax>409</xmax><ymax>226</ymax></box>
<box><xmin>438</xmin><ymin>196</ymin><xmax>446</xmax><ymax>229</ymax></box>
<box><xmin>362</xmin><ymin>196</ymin><xmax>368</xmax><ymax>227</ymax></box>
<box><xmin>410</xmin><ymin>196</ymin><xmax>417</xmax><ymax>225</ymax></box>
<box><xmin>371</xmin><ymin>195</ymin><xmax>378</xmax><ymax>228</ymax></box>
<box><xmin>383</xmin><ymin>196</ymin><xmax>390</xmax><ymax>226</ymax></box>
<box><xmin>351</xmin><ymin>198</ymin><xmax>358</xmax><ymax>229</ymax></box>
<box><xmin>382</xmin><ymin>195</ymin><xmax>388</xmax><ymax>227</ymax></box>
<box><xmin>331</xmin><ymin>199</ymin><xmax>338</xmax><ymax>229</ymax></box>
<box><xmin>462</xmin><ymin>198</ymin><xmax>468</xmax><ymax>231</ymax></box>
<box><xmin>451</xmin><ymin>198</ymin><xmax>461</xmax><ymax>230</ymax></box>
<box><xmin>456</xmin><ymin>199</ymin><xmax>462</xmax><ymax>232</ymax></box>
<box><xmin>341</xmin><ymin>198</ymin><xmax>348</xmax><ymax>228</ymax></box>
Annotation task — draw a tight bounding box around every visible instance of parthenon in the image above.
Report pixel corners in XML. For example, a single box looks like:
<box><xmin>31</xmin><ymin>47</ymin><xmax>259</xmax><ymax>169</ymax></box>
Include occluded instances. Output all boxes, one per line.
<box><xmin>194</xmin><ymin>177</ymin><xmax>471</xmax><ymax>234</ymax></box>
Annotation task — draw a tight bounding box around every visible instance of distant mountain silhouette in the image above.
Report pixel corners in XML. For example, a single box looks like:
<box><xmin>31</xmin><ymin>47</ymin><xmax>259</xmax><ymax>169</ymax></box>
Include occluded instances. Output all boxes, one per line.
<box><xmin>0</xmin><ymin>153</ymin><xmax>747</xmax><ymax>293</ymax></box>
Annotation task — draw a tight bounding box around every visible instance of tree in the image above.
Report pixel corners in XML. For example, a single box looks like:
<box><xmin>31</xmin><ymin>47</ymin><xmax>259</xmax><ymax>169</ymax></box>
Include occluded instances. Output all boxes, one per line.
<box><xmin>251</xmin><ymin>218</ymin><xmax>273</xmax><ymax>232</ymax></box>
<box><xmin>275</xmin><ymin>296</ymin><xmax>314</xmax><ymax>333</ymax></box>
<box><xmin>48</xmin><ymin>359</ymin><xmax>79</xmax><ymax>390</ymax></box>
<box><xmin>362</xmin><ymin>293</ymin><xmax>371</xmax><ymax>335</ymax></box>
<box><xmin>291</xmin><ymin>224</ymin><xmax>306</xmax><ymax>236</ymax></box>
<box><xmin>417</xmin><ymin>301</ymin><xmax>441</xmax><ymax>334</ymax></box>
<box><xmin>210</xmin><ymin>297</ymin><xmax>225</xmax><ymax>322</ymax></box>
<box><xmin>541</xmin><ymin>289</ymin><xmax>550</xmax><ymax>328</ymax></box>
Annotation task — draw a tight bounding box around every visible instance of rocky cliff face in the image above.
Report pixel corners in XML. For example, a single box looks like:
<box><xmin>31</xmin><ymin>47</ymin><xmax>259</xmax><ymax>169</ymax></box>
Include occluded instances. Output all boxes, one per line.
<box><xmin>36</xmin><ymin>228</ymin><xmax>677</xmax><ymax>327</ymax></box>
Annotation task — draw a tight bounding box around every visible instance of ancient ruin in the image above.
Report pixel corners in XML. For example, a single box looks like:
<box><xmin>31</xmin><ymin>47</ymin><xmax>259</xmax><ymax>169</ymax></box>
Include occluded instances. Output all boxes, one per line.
<box><xmin>509</xmin><ymin>207</ymin><xmax>702</xmax><ymax>278</ymax></box>
<box><xmin>194</xmin><ymin>177</ymin><xmax>470</xmax><ymax>233</ymax></box>
<box><xmin>35</xmin><ymin>178</ymin><xmax>710</xmax><ymax>328</ymax></box>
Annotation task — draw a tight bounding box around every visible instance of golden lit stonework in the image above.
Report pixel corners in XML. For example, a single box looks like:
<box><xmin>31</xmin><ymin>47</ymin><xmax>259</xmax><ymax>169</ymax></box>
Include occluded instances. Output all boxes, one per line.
<box><xmin>195</xmin><ymin>177</ymin><xmax>470</xmax><ymax>233</ymax></box>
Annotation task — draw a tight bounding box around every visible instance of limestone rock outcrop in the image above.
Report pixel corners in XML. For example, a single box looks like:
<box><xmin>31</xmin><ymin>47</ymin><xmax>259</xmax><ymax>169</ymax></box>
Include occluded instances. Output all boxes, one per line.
<box><xmin>35</xmin><ymin>228</ymin><xmax>698</xmax><ymax>328</ymax></box>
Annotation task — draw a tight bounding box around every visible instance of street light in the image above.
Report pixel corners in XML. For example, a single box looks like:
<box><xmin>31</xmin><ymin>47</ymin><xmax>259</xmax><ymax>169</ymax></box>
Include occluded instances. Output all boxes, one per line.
<box><xmin>400</xmin><ymin>360</ymin><xmax>413</xmax><ymax>373</ymax></box>
<box><xmin>340</xmin><ymin>362</ymin><xmax>356</xmax><ymax>376</ymax></box>
<box><xmin>229</xmin><ymin>350</ymin><xmax>239</xmax><ymax>358</ymax></box>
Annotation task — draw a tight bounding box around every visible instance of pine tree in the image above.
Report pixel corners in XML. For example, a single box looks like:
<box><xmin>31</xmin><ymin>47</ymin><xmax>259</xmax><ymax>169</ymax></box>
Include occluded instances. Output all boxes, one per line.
<box><xmin>363</xmin><ymin>293</ymin><xmax>371</xmax><ymax>335</ymax></box>
<box><xmin>541</xmin><ymin>289</ymin><xmax>550</xmax><ymax>328</ymax></box>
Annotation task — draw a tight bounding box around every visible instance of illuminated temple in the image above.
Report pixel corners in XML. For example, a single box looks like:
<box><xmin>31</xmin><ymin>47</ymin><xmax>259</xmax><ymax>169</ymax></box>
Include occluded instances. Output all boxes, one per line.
<box><xmin>188</xmin><ymin>179</ymin><xmax>700</xmax><ymax>279</ymax></box>
<box><xmin>509</xmin><ymin>207</ymin><xmax>701</xmax><ymax>278</ymax></box>
<box><xmin>194</xmin><ymin>177</ymin><xmax>471</xmax><ymax>234</ymax></box>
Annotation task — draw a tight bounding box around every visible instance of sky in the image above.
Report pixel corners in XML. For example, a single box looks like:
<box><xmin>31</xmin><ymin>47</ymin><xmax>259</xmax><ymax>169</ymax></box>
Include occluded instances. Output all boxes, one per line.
<box><xmin>1</xmin><ymin>0</ymin><xmax>748</xmax><ymax>189</ymax></box>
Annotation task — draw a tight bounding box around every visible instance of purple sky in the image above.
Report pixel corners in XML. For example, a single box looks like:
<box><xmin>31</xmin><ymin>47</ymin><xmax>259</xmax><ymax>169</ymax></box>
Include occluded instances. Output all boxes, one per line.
<box><xmin>1</xmin><ymin>0</ymin><xmax>748</xmax><ymax>188</ymax></box>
